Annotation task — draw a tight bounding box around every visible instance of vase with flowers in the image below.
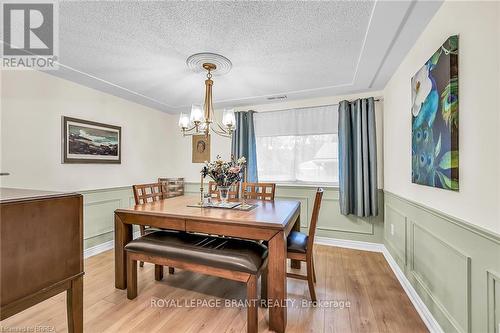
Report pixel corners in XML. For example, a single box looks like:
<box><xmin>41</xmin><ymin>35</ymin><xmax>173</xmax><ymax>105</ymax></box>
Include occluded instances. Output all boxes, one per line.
<box><xmin>201</xmin><ymin>156</ymin><xmax>246</xmax><ymax>203</ymax></box>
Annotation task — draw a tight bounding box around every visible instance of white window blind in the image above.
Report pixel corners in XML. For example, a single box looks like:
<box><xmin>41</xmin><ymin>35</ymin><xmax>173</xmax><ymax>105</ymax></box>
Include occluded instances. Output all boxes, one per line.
<box><xmin>254</xmin><ymin>105</ymin><xmax>339</xmax><ymax>185</ymax></box>
<box><xmin>254</xmin><ymin>105</ymin><xmax>338</xmax><ymax>136</ymax></box>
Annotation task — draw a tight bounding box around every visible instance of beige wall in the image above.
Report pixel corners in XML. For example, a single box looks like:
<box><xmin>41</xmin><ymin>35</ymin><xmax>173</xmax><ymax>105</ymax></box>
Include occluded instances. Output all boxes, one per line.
<box><xmin>0</xmin><ymin>69</ymin><xmax>177</xmax><ymax>191</ymax></box>
<box><xmin>168</xmin><ymin>91</ymin><xmax>384</xmax><ymax>186</ymax></box>
<box><xmin>383</xmin><ymin>1</ymin><xmax>500</xmax><ymax>233</ymax></box>
<box><xmin>498</xmin><ymin>1</ymin><xmax>500</xmax><ymax>227</ymax></box>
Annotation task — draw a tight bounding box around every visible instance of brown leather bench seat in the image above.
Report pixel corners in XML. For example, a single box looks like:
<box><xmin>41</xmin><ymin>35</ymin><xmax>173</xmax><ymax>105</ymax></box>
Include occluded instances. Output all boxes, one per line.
<box><xmin>125</xmin><ymin>230</ymin><xmax>268</xmax><ymax>274</ymax></box>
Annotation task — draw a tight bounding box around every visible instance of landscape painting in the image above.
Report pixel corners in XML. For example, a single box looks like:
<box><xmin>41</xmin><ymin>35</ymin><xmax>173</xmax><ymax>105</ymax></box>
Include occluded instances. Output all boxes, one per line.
<box><xmin>411</xmin><ymin>35</ymin><xmax>459</xmax><ymax>191</ymax></box>
<box><xmin>63</xmin><ymin>117</ymin><xmax>121</xmax><ymax>163</ymax></box>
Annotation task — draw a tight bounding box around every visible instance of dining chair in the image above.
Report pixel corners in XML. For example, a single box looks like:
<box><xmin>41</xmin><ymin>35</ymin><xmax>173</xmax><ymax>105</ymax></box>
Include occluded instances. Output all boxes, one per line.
<box><xmin>158</xmin><ymin>177</ymin><xmax>184</xmax><ymax>198</ymax></box>
<box><xmin>132</xmin><ymin>183</ymin><xmax>164</xmax><ymax>238</ymax></box>
<box><xmin>286</xmin><ymin>188</ymin><xmax>324</xmax><ymax>301</ymax></box>
<box><xmin>132</xmin><ymin>183</ymin><xmax>174</xmax><ymax>274</ymax></box>
<box><xmin>208</xmin><ymin>181</ymin><xmax>240</xmax><ymax>200</ymax></box>
<box><xmin>242</xmin><ymin>182</ymin><xmax>276</xmax><ymax>201</ymax></box>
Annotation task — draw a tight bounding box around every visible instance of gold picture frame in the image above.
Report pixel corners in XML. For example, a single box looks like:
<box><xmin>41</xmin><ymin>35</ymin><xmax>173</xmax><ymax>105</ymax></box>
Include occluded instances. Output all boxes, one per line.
<box><xmin>192</xmin><ymin>135</ymin><xmax>210</xmax><ymax>163</ymax></box>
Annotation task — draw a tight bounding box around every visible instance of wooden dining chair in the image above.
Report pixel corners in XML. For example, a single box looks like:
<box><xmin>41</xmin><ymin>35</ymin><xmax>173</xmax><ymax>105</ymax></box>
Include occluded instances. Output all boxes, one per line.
<box><xmin>158</xmin><ymin>177</ymin><xmax>184</xmax><ymax>198</ymax></box>
<box><xmin>208</xmin><ymin>181</ymin><xmax>240</xmax><ymax>200</ymax></box>
<box><xmin>242</xmin><ymin>182</ymin><xmax>276</xmax><ymax>201</ymax></box>
<box><xmin>132</xmin><ymin>183</ymin><xmax>164</xmax><ymax>238</ymax></box>
<box><xmin>286</xmin><ymin>188</ymin><xmax>324</xmax><ymax>301</ymax></box>
<box><xmin>132</xmin><ymin>183</ymin><xmax>174</xmax><ymax>274</ymax></box>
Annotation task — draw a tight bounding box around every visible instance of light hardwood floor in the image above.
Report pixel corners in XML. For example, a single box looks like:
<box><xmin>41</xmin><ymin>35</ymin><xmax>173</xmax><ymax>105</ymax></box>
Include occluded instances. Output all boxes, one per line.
<box><xmin>1</xmin><ymin>245</ymin><xmax>428</xmax><ymax>333</ymax></box>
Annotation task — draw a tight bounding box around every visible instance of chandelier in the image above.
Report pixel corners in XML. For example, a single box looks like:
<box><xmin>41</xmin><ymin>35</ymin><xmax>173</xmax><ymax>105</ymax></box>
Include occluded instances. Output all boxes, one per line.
<box><xmin>178</xmin><ymin>61</ymin><xmax>235</xmax><ymax>138</ymax></box>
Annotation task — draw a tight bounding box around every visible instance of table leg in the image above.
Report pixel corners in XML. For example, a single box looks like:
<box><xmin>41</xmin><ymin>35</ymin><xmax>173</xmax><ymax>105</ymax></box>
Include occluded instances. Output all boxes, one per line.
<box><xmin>290</xmin><ymin>214</ymin><xmax>301</xmax><ymax>269</ymax></box>
<box><xmin>268</xmin><ymin>231</ymin><xmax>287</xmax><ymax>333</ymax></box>
<box><xmin>115</xmin><ymin>213</ymin><xmax>132</xmax><ymax>289</ymax></box>
<box><xmin>67</xmin><ymin>276</ymin><xmax>83</xmax><ymax>333</ymax></box>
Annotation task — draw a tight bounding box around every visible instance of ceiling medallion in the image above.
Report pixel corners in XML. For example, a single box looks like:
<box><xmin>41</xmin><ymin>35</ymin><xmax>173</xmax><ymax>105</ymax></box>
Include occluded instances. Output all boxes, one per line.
<box><xmin>179</xmin><ymin>53</ymin><xmax>235</xmax><ymax>138</ymax></box>
<box><xmin>186</xmin><ymin>52</ymin><xmax>232</xmax><ymax>76</ymax></box>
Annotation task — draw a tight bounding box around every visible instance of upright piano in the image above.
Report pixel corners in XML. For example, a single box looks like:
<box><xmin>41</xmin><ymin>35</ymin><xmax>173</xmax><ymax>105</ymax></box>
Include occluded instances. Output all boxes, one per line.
<box><xmin>0</xmin><ymin>188</ymin><xmax>83</xmax><ymax>332</ymax></box>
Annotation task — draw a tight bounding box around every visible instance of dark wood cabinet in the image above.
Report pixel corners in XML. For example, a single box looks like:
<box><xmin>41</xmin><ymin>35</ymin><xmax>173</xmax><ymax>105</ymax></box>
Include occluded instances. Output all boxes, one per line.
<box><xmin>0</xmin><ymin>188</ymin><xmax>84</xmax><ymax>332</ymax></box>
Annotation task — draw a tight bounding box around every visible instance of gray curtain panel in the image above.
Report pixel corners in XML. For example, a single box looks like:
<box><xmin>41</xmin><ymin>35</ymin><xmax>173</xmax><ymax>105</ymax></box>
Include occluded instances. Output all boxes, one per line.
<box><xmin>338</xmin><ymin>97</ymin><xmax>378</xmax><ymax>217</ymax></box>
<box><xmin>231</xmin><ymin>110</ymin><xmax>258</xmax><ymax>182</ymax></box>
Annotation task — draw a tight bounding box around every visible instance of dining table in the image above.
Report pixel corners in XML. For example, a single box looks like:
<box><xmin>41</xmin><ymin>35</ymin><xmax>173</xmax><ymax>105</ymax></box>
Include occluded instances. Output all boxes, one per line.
<box><xmin>114</xmin><ymin>194</ymin><xmax>301</xmax><ymax>333</ymax></box>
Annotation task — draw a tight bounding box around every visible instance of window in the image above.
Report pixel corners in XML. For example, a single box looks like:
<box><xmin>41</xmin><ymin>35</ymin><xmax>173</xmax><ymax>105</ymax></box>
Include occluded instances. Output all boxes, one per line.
<box><xmin>254</xmin><ymin>105</ymin><xmax>338</xmax><ymax>185</ymax></box>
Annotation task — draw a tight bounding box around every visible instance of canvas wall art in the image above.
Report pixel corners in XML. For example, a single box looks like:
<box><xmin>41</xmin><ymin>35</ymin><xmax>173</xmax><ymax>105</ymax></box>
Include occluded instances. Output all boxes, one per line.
<box><xmin>411</xmin><ymin>35</ymin><xmax>459</xmax><ymax>191</ymax></box>
<box><xmin>192</xmin><ymin>134</ymin><xmax>210</xmax><ymax>163</ymax></box>
<box><xmin>62</xmin><ymin>117</ymin><xmax>121</xmax><ymax>163</ymax></box>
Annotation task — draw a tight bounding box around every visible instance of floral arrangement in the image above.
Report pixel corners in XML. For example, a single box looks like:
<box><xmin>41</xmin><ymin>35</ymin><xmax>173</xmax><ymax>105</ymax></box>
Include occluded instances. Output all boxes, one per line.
<box><xmin>201</xmin><ymin>156</ymin><xmax>246</xmax><ymax>187</ymax></box>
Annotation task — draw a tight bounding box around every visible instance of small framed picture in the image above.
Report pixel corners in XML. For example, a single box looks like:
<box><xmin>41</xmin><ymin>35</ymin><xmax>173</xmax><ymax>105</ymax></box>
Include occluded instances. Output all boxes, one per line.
<box><xmin>62</xmin><ymin>116</ymin><xmax>121</xmax><ymax>164</ymax></box>
<box><xmin>192</xmin><ymin>134</ymin><xmax>210</xmax><ymax>163</ymax></box>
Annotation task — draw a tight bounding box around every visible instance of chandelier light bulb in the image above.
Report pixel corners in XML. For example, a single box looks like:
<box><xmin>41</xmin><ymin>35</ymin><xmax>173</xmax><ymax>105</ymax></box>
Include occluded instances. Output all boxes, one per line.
<box><xmin>178</xmin><ymin>112</ymin><xmax>190</xmax><ymax>129</ymax></box>
<box><xmin>222</xmin><ymin>108</ymin><xmax>236</xmax><ymax>128</ymax></box>
<box><xmin>190</xmin><ymin>104</ymin><xmax>204</xmax><ymax>123</ymax></box>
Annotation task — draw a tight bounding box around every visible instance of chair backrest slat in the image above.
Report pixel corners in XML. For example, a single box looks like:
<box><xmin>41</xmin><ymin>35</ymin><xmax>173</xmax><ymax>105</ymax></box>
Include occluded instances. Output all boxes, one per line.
<box><xmin>242</xmin><ymin>182</ymin><xmax>276</xmax><ymax>201</ymax></box>
<box><xmin>307</xmin><ymin>188</ymin><xmax>324</xmax><ymax>253</ymax></box>
<box><xmin>208</xmin><ymin>182</ymin><xmax>240</xmax><ymax>200</ymax></box>
<box><xmin>132</xmin><ymin>183</ymin><xmax>164</xmax><ymax>205</ymax></box>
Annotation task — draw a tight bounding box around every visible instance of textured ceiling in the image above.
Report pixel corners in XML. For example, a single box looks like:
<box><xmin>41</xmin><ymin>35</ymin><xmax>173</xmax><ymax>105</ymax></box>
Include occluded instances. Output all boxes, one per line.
<box><xmin>44</xmin><ymin>0</ymin><xmax>442</xmax><ymax>113</ymax></box>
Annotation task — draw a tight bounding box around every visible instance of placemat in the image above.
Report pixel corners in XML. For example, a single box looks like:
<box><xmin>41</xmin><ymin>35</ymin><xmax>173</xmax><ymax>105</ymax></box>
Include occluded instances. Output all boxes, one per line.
<box><xmin>187</xmin><ymin>202</ymin><xmax>257</xmax><ymax>211</ymax></box>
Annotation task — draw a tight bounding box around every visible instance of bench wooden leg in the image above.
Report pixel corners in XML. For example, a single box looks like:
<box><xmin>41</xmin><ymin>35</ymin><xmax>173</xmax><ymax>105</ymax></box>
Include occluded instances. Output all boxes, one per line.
<box><xmin>168</xmin><ymin>267</ymin><xmax>175</xmax><ymax>275</ymax></box>
<box><xmin>127</xmin><ymin>254</ymin><xmax>138</xmax><ymax>299</ymax></box>
<box><xmin>155</xmin><ymin>265</ymin><xmax>163</xmax><ymax>281</ymax></box>
<box><xmin>139</xmin><ymin>225</ymin><xmax>146</xmax><ymax>267</ymax></box>
<box><xmin>260</xmin><ymin>267</ymin><xmax>268</xmax><ymax>307</ymax></box>
<box><xmin>247</xmin><ymin>275</ymin><xmax>258</xmax><ymax>333</ymax></box>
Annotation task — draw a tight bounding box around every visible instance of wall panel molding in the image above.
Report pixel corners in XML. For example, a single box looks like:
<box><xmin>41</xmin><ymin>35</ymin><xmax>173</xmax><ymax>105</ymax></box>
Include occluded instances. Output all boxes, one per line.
<box><xmin>487</xmin><ymin>270</ymin><xmax>500</xmax><ymax>333</ymax></box>
<box><xmin>384</xmin><ymin>191</ymin><xmax>500</xmax><ymax>244</ymax></box>
<box><xmin>385</xmin><ymin>204</ymin><xmax>407</xmax><ymax>265</ymax></box>
<box><xmin>384</xmin><ymin>191</ymin><xmax>500</xmax><ymax>333</ymax></box>
<box><xmin>83</xmin><ymin>198</ymin><xmax>121</xmax><ymax>239</ymax></box>
<box><xmin>411</xmin><ymin>223</ymin><xmax>471</xmax><ymax>333</ymax></box>
<box><xmin>80</xmin><ymin>186</ymin><xmax>134</xmax><ymax>247</ymax></box>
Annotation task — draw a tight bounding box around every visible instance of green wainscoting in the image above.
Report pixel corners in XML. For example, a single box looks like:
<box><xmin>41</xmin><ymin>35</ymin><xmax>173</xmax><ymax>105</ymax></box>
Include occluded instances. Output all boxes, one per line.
<box><xmin>80</xmin><ymin>186</ymin><xmax>136</xmax><ymax>250</ymax></box>
<box><xmin>184</xmin><ymin>182</ymin><xmax>384</xmax><ymax>243</ymax></box>
<box><xmin>384</xmin><ymin>191</ymin><xmax>500</xmax><ymax>333</ymax></box>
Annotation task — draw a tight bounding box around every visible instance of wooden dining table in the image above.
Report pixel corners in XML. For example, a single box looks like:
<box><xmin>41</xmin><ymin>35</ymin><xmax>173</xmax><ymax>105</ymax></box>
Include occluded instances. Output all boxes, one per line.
<box><xmin>114</xmin><ymin>195</ymin><xmax>301</xmax><ymax>333</ymax></box>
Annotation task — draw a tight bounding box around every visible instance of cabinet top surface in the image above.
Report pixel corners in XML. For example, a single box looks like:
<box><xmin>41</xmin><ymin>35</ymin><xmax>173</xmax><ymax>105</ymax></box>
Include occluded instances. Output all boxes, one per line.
<box><xmin>0</xmin><ymin>188</ymin><xmax>79</xmax><ymax>203</ymax></box>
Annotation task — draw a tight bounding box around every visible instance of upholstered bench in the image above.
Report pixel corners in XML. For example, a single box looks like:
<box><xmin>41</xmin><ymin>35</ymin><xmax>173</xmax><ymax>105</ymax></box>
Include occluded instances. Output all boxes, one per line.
<box><xmin>125</xmin><ymin>230</ymin><xmax>268</xmax><ymax>333</ymax></box>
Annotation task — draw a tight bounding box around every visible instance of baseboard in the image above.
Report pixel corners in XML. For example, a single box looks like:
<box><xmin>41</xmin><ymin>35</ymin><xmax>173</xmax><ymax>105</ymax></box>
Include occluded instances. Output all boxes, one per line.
<box><xmin>315</xmin><ymin>237</ymin><xmax>443</xmax><ymax>333</ymax></box>
<box><xmin>315</xmin><ymin>236</ymin><xmax>385</xmax><ymax>252</ymax></box>
<box><xmin>84</xmin><ymin>231</ymin><xmax>141</xmax><ymax>259</ymax></box>
<box><xmin>380</xmin><ymin>246</ymin><xmax>444</xmax><ymax>333</ymax></box>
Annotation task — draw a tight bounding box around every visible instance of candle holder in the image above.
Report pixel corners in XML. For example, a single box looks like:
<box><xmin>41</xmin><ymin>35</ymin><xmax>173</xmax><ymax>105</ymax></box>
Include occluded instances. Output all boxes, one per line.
<box><xmin>199</xmin><ymin>173</ymin><xmax>205</xmax><ymax>206</ymax></box>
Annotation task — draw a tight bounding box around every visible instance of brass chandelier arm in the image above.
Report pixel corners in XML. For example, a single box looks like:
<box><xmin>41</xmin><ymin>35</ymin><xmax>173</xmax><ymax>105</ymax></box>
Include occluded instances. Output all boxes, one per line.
<box><xmin>210</xmin><ymin>125</ymin><xmax>232</xmax><ymax>138</ymax></box>
<box><xmin>181</xmin><ymin>123</ymin><xmax>232</xmax><ymax>138</ymax></box>
<box><xmin>209</xmin><ymin>101</ymin><xmax>233</xmax><ymax>135</ymax></box>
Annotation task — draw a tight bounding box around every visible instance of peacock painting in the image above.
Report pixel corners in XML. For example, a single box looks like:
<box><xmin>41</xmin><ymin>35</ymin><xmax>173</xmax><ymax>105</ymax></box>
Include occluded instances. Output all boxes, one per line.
<box><xmin>411</xmin><ymin>35</ymin><xmax>459</xmax><ymax>191</ymax></box>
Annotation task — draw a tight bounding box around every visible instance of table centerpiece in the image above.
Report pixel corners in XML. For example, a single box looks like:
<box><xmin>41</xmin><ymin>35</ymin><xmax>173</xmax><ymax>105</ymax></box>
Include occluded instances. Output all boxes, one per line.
<box><xmin>201</xmin><ymin>156</ymin><xmax>246</xmax><ymax>203</ymax></box>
